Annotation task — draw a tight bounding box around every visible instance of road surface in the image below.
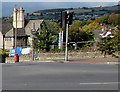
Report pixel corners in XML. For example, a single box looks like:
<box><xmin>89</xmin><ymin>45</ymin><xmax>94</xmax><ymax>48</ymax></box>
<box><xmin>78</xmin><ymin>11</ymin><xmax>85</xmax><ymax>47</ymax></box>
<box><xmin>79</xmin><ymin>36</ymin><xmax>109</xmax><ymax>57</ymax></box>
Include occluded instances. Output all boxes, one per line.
<box><xmin>2</xmin><ymin>62</ymin><xmax>118</xmax><ymax>90</ymax></box>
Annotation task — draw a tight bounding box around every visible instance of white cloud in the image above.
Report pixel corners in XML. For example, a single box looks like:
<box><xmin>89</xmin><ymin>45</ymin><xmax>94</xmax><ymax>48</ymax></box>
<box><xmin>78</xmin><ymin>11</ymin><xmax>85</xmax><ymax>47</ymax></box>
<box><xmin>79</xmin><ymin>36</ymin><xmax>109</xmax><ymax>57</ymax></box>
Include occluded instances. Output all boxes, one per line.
<box><xmin>1</xmin><ymin>0</ymin><xmax>120</xmax><ymax>2</ymax></box>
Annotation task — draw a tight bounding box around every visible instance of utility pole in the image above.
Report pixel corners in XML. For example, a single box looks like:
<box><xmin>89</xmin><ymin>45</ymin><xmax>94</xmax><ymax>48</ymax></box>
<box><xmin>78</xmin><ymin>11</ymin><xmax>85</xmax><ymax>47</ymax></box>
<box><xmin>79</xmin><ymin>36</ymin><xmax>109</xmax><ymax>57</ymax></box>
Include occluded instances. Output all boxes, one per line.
<box><xmin>32</xmin><ymin>23</ymin><xmax>35</xmax><ymax>61</ymax></box>
<box><xmin>15</xmin><ymin>5</ymin><xmax>17</xmax><ymax>49</ymax></box>
<box><xmin>32</xmin><ymin>36</ymin><xmax>34</xmax><ymax>61</ymax></box>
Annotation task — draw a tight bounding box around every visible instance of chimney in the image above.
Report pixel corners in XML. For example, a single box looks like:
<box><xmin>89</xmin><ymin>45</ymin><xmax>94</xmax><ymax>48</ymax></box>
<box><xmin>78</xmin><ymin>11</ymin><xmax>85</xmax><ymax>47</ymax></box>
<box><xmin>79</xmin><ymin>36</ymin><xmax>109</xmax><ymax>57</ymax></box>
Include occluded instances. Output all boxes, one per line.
<box><xmin>13</xmin><ymin>8</ymin><xmax>25</xmax><ymax>28</ymax></box>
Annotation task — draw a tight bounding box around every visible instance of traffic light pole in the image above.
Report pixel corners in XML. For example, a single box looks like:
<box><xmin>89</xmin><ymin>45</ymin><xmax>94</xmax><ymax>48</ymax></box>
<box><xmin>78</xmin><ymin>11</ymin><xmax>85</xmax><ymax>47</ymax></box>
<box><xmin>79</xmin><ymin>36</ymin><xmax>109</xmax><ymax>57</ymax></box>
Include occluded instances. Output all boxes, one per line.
<box><xmin>65</xmin><ymin>11</ymin><xmax>69</xmax><ymax>62</ymax></box>
<box><xmin>62</xmin><ymin>11</ymin><xmax>73</xmax><ymax>62</ymax></box>
<box><xmin>65</xmin><ymin>23</ymin><xmax>69</xmax><ymax>62</ymax></box>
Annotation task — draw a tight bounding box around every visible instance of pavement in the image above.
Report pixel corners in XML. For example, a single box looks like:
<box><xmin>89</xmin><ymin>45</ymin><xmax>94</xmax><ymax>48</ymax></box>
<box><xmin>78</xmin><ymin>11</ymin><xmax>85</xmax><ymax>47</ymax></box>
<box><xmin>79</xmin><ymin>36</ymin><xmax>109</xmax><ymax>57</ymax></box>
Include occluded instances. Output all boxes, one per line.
<box><xmin>5</xmin><ymin>56</ymin><xmax>119</xmax><ymax>65</ymax></box>
<box><xmin>51</xmin><ymin>57</ymin><xmax>119</xmax><ymax>65</ymax></box>
<box><xmin>67</xmin><ymin>58</ymin><xmax>119</xmax><ymax>64</ymax></box>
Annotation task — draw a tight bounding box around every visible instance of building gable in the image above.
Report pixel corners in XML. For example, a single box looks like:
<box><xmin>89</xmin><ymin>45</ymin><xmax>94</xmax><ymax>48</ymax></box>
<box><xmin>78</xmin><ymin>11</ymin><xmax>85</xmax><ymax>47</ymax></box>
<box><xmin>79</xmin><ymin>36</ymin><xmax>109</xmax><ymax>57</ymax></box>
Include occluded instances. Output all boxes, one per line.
<box><xmin>2</xmin><ymin>21</ymin><xmax>13</xmax><ymax>35</ymax></box>
<box><xmin>25</xmin><ymin>20</ymin><xmax>43</xmax><ymax>36</ymax></box>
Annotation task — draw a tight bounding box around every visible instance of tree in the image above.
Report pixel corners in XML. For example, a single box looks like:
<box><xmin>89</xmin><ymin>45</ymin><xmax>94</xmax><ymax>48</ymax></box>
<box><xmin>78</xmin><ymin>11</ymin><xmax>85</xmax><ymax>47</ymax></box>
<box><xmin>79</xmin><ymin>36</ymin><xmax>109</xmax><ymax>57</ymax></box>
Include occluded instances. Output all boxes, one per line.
<box><xmin>33</xmin><ymin>21</ymin><xmax>60</xmax><ymax>52</ymax></box>
<box><xmin>69</xmin><ymin>21</ymin><xmax>92</xmax><ymax>42</ymax></box>
<box><xmin>98</xmin><ymin>29</ymin><xmax>120</xmax><ymax>57</ymax></box>
<box><xmin>99</xmin><ymin>15</ymin><xmax>109</xmax><ymax>24</ymax></box>
<box><xmin>108</xmin><ymin>14</ymin><xmax>120</xmax><ymax>26</ymax></box>
<box><xmin>72</xmin><ymin>21</ymin><xmax>82</xmax><ymax>28</ymax></box>
<box><xmin>82</xmin><ymin>22</ymin><xmax>101</xmax><ymax>41</ymax></box>
<box><xmin>69</xmin><ymin>26</ymin><xmax>84</xmax><ymax>42</ymax></box>
<box><xmin>95</xmin><ymin>14</ymin><xmax>120</xmax><ymax>26</ymax></box>
<box><xmin>72</xmin><ymin>20</ymin><xmax>91</xmax><ymax>28</ymax></box>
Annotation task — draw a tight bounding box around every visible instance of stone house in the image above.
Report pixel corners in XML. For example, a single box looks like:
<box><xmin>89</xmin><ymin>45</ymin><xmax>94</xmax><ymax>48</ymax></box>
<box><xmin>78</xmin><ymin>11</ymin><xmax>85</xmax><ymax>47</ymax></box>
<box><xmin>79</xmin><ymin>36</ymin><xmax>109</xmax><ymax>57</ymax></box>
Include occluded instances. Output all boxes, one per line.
<box><xmin>0</xmin><ymin>8</ymin><xmax>43</xmax><ymax>50</ymax></box>
<box><xmin>0</xmin><ymin>30</ymin><xmax>3</xmax><ymax>49</ymax></box>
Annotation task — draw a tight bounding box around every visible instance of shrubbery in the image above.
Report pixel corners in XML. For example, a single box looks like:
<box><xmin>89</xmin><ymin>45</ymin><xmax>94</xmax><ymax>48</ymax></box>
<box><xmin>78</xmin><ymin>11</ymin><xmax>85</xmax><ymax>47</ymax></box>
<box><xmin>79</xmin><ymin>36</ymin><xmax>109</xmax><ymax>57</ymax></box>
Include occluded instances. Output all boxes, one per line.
<box><xmin>33</xmin><ymin>13</ymin><xmax>120</xmax><ymax>57</ymax></box>
<box><xmin>98</xmin><ymin>29</ymin><xmax>120</xmax><ymax>57</ymax></box>
<box><xmin>0</xmin><ymin>49</ymin><xmax>9</xmax><ymax>56</ymax></box>
<box><xmin>0</xmin><ymin>49</ymin><xmax>9</xmax><ymax>63</ymax></box>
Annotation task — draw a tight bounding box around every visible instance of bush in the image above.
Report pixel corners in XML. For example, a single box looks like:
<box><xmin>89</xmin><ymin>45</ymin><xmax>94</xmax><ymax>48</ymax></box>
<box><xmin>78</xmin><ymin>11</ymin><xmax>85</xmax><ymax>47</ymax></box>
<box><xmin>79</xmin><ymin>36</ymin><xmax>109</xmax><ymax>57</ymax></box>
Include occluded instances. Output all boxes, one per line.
<box><xmin>0</xmin><ymin>49</ymin><xmax>9</xmax><ymax>63</ymax></box>
<box><xmin>97</xmin><ymin>29</ymin><xmax>120</xmax><ymax>57</ymax></box>
<box><xmin>49</xmin><ymin>48</ymin><xmax>65</xmax><ymax>53</ymax></box>
<box><xmin>0</xmin><ymin>49</ymin><xmax>9</xmax><ymax>57</ymax></box>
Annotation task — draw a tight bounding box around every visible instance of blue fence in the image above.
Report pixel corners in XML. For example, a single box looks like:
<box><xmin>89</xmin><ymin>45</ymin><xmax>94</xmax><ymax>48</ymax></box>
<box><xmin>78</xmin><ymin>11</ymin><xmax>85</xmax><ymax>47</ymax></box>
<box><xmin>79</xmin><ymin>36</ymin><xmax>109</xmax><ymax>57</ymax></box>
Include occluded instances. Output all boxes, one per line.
<box><xmin>9</xmin><ymin>47</ymin><xmax>22</xmax><ymax>57</ymax></box>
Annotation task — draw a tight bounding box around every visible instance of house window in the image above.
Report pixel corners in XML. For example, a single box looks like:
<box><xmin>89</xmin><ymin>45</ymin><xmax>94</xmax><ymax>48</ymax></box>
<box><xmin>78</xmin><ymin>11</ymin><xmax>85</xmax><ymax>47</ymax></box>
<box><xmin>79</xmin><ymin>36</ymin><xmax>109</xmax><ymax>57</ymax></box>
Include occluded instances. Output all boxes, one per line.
<box><xmin>9</xmin><ymin>38</ymin><xmax>12</xmax><ymax>41</ymax></box>
<box><xmin>5</xmin><ymin>38</ymin><xmax>7</xmax><ymax>41</ymax></box>
<box><xmin>5</xmin><ymin>38</ymin><xmax>12</xmax><ymax>41</ymax></box>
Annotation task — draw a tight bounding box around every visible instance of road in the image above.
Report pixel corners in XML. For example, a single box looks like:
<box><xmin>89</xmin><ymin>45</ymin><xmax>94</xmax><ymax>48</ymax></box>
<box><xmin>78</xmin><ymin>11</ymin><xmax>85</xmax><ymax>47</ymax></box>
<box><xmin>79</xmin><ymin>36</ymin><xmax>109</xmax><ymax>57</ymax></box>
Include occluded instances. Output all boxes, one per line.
<box><xmin>2</xmin><ymin>62</ymin><xmax>118</xmax><ymax>90</ymax></box>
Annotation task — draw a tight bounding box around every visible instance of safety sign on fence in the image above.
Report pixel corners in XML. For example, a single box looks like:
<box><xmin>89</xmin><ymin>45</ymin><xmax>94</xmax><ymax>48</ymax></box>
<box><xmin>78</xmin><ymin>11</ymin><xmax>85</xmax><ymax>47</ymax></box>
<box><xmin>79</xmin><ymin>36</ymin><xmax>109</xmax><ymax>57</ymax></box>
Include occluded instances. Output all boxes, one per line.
<box><xmin>9</xmin><ymin>47</ymin><xmax>32</xmax><ymax>57</ymax></box>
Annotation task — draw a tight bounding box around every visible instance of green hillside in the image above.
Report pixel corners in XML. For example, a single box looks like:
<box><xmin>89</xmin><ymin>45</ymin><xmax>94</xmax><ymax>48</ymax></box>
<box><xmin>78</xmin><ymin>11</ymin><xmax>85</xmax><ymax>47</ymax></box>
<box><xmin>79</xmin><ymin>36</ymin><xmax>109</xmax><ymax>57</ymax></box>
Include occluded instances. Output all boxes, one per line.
<box><xmin>25</xmin><ymin>5</ymin><xmax>120</xmax><ymax>22</ymax></box>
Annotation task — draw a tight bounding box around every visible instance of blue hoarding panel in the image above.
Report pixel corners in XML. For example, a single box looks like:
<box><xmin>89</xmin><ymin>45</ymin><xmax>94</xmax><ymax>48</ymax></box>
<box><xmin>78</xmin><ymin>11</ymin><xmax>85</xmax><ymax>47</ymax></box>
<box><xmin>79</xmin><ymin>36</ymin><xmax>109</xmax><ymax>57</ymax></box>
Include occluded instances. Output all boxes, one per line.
<box><xmin>9</xmin><ymin>49</ymin><xmax>15</xmax><ymax>57</ymax></box>
<box><xmin>16</xmin><ymin>47</ymin><xmax>23</xmax><ymax>56</ymax></box>
<box><xmin>9</xmin><ymin>47</ymin><xmax>23</xmax><ymax>57</ymax></box>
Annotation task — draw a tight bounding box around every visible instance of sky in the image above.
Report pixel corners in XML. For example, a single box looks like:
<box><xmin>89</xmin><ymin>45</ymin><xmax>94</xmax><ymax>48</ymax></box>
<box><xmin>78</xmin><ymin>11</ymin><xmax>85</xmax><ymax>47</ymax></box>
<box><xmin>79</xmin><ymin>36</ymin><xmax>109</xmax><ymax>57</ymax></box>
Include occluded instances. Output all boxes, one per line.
<box><xmin>1</xmin><ymin>0</ymin><xmax>119</xmax><ymax>17</ymax></box>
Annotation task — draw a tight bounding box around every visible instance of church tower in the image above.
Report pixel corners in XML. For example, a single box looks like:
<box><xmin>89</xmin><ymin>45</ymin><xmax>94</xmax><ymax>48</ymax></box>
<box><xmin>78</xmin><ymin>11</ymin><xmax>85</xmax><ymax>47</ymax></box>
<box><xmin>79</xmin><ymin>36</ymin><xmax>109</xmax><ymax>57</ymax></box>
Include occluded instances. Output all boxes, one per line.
<box><xmin>13</xmin><ymin>8</ymin><xmax>25</xmax><ymax>28</ymax></box>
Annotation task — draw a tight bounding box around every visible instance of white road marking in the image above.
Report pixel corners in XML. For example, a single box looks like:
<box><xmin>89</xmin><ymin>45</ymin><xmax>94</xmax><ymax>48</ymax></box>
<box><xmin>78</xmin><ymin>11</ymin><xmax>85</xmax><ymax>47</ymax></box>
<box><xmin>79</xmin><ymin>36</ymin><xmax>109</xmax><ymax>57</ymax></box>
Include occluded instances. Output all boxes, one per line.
<box><xmin>80</xmin><ymin>82</ymin><xmax>119</xmax><ymax>85</ymax></box>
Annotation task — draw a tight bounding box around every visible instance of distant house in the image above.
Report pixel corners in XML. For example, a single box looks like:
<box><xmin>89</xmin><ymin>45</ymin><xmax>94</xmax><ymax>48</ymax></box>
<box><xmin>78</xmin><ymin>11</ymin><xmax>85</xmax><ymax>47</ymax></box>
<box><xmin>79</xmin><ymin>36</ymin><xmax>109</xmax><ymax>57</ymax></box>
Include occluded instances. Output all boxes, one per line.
<box><xmin>0</xmin><ymin>21</ymin><xmax>13</xmax><ymax>49</ymax></box>
<box><xmin>0</xmin><ymin>8</ymin><xmax>44</xmax><ymax>50</ymax></box>
<box><xmin>0</xmin><ymin>30</ymin><xmax>3</xmax><ymax>49</ymax></box>
<box><xmin>32</xmin><ymin>13</ymin><xmax>41</xmax><ymax>16</ymax></box>
<box><xmin>93</xmin><ymin>25</ymin><xmax>115</xmax><ymax>41</ymax></box>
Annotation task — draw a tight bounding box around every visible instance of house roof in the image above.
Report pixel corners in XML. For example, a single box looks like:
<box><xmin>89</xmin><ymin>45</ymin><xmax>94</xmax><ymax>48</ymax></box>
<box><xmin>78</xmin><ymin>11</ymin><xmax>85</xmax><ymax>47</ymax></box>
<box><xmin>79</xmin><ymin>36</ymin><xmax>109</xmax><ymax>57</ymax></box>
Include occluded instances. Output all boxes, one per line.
<box><xmin>25</xmin><ymin>20</ymin><xmax>43</xmax><ymax>35</ymax></box>
<box><xmin>93</xmin><ymin>30</ymin><xmax>103</xmax><ymax>39</ymax></box>
<box><xmin>5</xmin><ymin>28</ymin><xmax>26</xmax><ymax>37</ymax></box>
<box><xmin>2</xmin><ymin>19</ymin><xmax>43</xmax><ymax>37</ymax></box>
<box><xmin>2</xmin><ymin>21</ymin><xmax>13</xmax><ymax>35</ymax></box>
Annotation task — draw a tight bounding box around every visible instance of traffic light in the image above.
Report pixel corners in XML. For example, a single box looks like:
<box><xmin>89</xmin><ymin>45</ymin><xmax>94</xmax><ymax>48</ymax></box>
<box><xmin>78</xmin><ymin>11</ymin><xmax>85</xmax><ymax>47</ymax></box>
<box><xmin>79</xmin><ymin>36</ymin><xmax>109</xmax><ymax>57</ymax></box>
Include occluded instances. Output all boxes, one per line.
<box><xmin>68</xmin><ymin>12</ymin><xmax>73</xmax><ymax>25</ymax></box>
<box><xmin>61</xmin><ymin>11</ymin><xmax>73</xmax><ymax>61</ymax></box>
<box><xmin>61</xmin><ymin>11</ymin><xmax>67</xmax><ymax>29</ymax></box>
<box><xmin>61</xmin><ymin>11</ymin><xmax>73</xmax><ymax>29</ymax></box>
